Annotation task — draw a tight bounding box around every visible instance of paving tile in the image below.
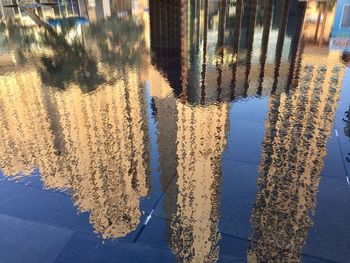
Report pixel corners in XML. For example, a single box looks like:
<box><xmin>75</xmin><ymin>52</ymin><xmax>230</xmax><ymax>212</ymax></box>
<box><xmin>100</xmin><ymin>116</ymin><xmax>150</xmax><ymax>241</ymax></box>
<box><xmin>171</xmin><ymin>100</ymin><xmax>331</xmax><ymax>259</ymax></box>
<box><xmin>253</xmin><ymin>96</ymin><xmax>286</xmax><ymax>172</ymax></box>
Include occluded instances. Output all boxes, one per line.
<box><xmin>153</xmin><ymin>159</ymin><xmax>259</xmax><ymax>239</ymax></box>
<box><xmin>219</xmin><ymin>233</ymin><xmax>249</xmax><ymax>260</ymax></box>
<box><xmin>137</xmin><ymin>215</ymin><xmax>249</xmax><ymax>263</ymax></box>
<box><xmin>137</xmin><ymin>215</ymin><xmax>172</xmax><ymax>249</ymax></box>
<box><xmin>0</xmin><ymin>180</ymin><xmax>93</xmax><ymax>233</ymax></box>
<box><xmin>217</xmin><ymin>254</ymin><xmax>246</xmax><ymax>263</ymax></box>
<box><xmin>55</xmin><ymin>231</ymin><xmax>100</xmax><ymax>263</ymax></box>
<box><xmin>0</xmin><ymin>213</ymin><xmax>73</xmax><ymax>263</ymax></box>
<box><xmin>223</xmin><ymin>120</ymin><xmax>266</xmax><ymax>165</ymax></box>
<box><xmin>138</xmin><ymin>215</ymin><xmax>250</xmax><ymax>261</ymax></box>
<box><xmin>321</xmin><ymin>131</ymin><xmax>348</xmax><ymax>180</ymax></box>
<box><xmin>219</xmin><ymin>160</ymin><xmax>259</xmax><ymax>239</ymax></box>
<box><xmin>229</xmin><ymin>97</ymin><xmax>269</xmax><ymax>124</ymax></box>
<box><xmin>151</xmin><ymin>175</ymin><xmax>177</xmax><ymax>220</ymax></box>
<box><xmin>303</xmin><ymin>176</ymin><xmax>350</xmax><ymax>263</ymax></box>
<box><xmin>302</xmin><ymin>254</ymin><xmax>339</xmax><ymax>263</ymax></box>
<box><xmin>0</xmin><ymin>176</ymin><xmax>159</xmax><ymax>244</ymax></box>
<box><xmin>90</xmin><ymin>241</ymin><xmax>175</xmax><ymax>263</ymax></box>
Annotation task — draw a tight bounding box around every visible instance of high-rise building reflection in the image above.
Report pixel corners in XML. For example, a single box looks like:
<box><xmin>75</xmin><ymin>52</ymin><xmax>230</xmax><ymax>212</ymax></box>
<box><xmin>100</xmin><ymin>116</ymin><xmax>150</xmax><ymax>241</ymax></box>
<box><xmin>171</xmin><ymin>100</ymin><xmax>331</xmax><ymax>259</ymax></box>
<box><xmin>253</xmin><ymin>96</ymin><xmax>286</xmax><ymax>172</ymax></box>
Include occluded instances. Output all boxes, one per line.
<box><xmin>149</xmin><ymin>1</ymin><xmax>231</xmax><ymax>261</ymax></box>
<box><xmin>149</xmin><ymin>66</ymin><xmax>229</xmax><ymax>262</ymax></box>
<box><xmin>0</xmin><ymin>68</ymin><xmax>150</xmax><ymax>239</ymax></box>
<box><xmin>248</xmin><ymin>2</ymin><xmax>346</xmax><ymax>262</ymax></box>
<box><xmin>150</xmin><ymin>0</ymin><xmax>307</xmax><ymax>104</ymax></box>
<box><xmin>149</xmin><ymin>1</ymin><xmax>346</xmax><ymax>262</ymax></box>
<box><xmin>0</xmin><ymin>2</ymin><xmax>151</xmax><ymax>239</ymax></box>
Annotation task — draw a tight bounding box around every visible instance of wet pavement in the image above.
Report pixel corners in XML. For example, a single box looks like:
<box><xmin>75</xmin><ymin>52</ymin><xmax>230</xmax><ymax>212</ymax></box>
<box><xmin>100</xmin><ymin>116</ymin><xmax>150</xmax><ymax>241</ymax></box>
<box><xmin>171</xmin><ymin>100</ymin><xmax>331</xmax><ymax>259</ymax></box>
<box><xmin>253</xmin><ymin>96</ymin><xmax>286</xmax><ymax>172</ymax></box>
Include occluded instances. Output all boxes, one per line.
<box><xmin>0</xmin><ymin>0</ymin><xmax>350</xmax><ymax>262</ymax></box>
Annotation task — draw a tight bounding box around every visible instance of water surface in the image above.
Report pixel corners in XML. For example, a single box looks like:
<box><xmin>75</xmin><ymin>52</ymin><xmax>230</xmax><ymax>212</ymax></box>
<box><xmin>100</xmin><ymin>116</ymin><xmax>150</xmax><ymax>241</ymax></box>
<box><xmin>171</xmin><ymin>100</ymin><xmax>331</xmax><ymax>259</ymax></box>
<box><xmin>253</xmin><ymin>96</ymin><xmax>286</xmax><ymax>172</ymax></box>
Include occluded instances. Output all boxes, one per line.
<box><xmin>0</xmin><ymin>0</ymin><xmax>349</xmax><ymax>262</ymax></box>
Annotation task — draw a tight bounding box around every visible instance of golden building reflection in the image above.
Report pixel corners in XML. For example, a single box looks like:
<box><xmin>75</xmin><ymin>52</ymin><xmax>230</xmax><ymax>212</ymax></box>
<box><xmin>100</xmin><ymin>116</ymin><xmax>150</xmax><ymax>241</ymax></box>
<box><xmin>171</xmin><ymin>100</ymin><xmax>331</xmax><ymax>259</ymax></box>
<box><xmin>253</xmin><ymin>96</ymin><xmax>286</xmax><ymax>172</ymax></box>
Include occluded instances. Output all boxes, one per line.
<box><xmin>170</xmin><ymin>102</ymin><xmax>229</xmax><ymax>263</ymax></box>
<box><xmin>248</xmin><ymin>2</ymin><xmax>345</xmax><ymax>260</ymax></box>
<box><xmin>0</xmin><ymin>68</ymin><xmax>150</xmax><ymax>239</ymax></box>
<box><xmin>149</xmin><ymin>66</ymin><xmax>229</xmax><ymax>262</ymax></box>
<box><xmin>248</xmin><ymin>63</ymin><xmax>343</xmax><ymax>263</ymax></box>
<box><xmin>148</xmin><ymin>1</ymin><xmax>347</xmax><ymax>262</ymax></box>
<box><xmin>0</xmin><ymin>0</ymin><xmax>151</xmax><ymax>239</ymax></box>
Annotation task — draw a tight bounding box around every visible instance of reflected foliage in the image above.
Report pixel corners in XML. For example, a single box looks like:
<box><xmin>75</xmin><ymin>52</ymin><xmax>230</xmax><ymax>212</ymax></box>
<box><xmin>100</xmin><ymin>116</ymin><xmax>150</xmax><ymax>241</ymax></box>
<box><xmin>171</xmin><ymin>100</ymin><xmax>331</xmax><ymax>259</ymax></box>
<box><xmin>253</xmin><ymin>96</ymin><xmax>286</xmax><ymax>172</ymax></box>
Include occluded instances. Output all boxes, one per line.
<box><xmin>88</xmin><ymin>16</ymin><xmax>147</xmax><ymax>74</ymax></box>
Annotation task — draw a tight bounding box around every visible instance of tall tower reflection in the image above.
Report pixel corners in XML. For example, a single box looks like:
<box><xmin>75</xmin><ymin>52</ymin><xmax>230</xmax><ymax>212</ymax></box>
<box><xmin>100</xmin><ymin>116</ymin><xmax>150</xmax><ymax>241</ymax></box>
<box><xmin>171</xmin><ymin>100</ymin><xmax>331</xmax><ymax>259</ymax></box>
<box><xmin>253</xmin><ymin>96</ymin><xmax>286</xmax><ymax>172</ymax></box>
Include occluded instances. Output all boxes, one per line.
<box><xmin>150</xmin><ymin>0</ymin><xmax>307</xmax><ymax>104</ymax></box>
<box><xmin>54</xmin><ymin>73</ymin><xmax>150</xmax><ymax>239</ymax></box>
<box><xmin>149</xmin><ymin>0</ymin><xmax>345</xmax><ymax>262</ymax></box>
<box><xmin>149</xmin><ymin>66</ymin><xmax>230</xmax><ymax>262</ymax></box>
<box><xmin>0</xmin><ymin>69</ymin><xmax>150</xmax><ymax>239</ymax></box>
<box><xmin>149</xmin><ymin>0</ymin><xmax>230</xmax><ymax>261</ymax></box>
<box><xmin>248</xmin><ymin>9</ymin><xmax>345</xmax><ymax>263</ymax></box>
<box><xmin>0</xmin><ymin>4</ymin><xmax>151</xmax><ymax>238</ymax></box>
<box><xmin>170</xmin><ymin>102</ymin><xmax>229</xmax><ymax>263</ymax></box>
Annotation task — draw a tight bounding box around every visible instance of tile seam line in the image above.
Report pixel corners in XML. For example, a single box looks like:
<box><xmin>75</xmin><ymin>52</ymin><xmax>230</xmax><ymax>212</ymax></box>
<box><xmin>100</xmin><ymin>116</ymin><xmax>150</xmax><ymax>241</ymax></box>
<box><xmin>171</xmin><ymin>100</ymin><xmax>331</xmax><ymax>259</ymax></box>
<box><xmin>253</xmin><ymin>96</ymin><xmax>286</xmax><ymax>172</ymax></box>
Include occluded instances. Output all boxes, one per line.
<box><xmin>334</xmin><ymin>124</ymin><xmax>350</xmax><ymax>185</ymax></box>
<box><xmin>132</xmin><ymin>171</ymin><xmax>178</xmax><ymax>243</ymax></box>
<box><xmin>0</xmin><ymin>211</ymin><xmax>97</xmax><ymax>235</ymax></box>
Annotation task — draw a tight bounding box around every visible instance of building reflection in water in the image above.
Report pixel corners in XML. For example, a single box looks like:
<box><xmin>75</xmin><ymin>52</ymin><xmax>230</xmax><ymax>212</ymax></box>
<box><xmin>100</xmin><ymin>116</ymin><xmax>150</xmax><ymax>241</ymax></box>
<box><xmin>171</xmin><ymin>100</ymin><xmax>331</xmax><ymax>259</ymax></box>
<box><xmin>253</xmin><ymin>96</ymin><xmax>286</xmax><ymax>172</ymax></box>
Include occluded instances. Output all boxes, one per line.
<box><xmin>149</xmin><ymin>0</ymin><xmax>232</xmax><ymax>261</ymax></box>
<box><xmin>149</xmin><ymin>68</ymin><xmax>229</xmax><ymax>263</ymax></box>
<box><xmin>0</xmin><ymin>0</ymin><xmax>151</xmax><ymax>239</ymax></box>
<box><xmin>248</xmin><ymin>2</ymin><xmax>346</xmax><ymax>262</ymax></box>
<box><xmin>0</xmin><ymin>0</ymin><xmax>348</xmax><ymax>261</ymax></box>
<box><xmin>149</xmin><ymin>0</ymin><xmax>346</xmax><ymax>262</ymax></box>
<box><xmin>150</xmin><ymin>0</ymin><xmax>308</xmax><ymax>104</ymax></box>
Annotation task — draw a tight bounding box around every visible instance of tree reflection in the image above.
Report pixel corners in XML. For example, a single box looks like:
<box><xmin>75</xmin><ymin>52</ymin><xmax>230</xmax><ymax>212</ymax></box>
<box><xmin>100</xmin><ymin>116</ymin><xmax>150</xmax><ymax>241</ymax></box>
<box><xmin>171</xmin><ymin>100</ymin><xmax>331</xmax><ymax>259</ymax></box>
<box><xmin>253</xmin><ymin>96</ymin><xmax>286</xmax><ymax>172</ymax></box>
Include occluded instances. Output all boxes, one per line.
<box><xmin>4</xmin><ymin>12</ymin><xmax>148</xmax><ymax>91</ymax></box>
<box><xmin>87</xmin><ymin>16</ymin><xmax>148</xmax><ymax>76</ymax></box>
<box><xmin>39</xmin><ymin>32</ymin><xmax>105</xmax><ymax>93</ymax></box>
<box><xmin>5</xmin><ymin>16</ymin><xmax>105</xmax><ymax>92</ymax></box>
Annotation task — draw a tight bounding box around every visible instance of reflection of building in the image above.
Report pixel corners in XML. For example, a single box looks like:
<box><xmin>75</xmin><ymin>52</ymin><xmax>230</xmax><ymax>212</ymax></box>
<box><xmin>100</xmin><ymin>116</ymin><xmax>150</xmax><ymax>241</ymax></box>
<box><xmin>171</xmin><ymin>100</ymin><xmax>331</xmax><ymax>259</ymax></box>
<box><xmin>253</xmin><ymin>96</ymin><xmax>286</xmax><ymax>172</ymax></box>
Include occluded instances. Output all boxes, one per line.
<box><xmin>332</xmin><ymin>0</ymin><xmax>350</xmax><ymax>37</ymax></box>
<box><xmin>170</xmin><ymin>101</ymin><xmax>229</xmax><ymax>263</ymax></box>
<box><xmin>149</xmin><ymin>64</ymin><xmax>229</xmax><ymax>262</ymax></box>
<box><xmin>0</xmin><ymin>0</ymin><xmax>82</xmax><ymax>22</ymax></box>
<box><xmin>149</xmin><ymin>0</ymin><xmax>307</xmax><ymax>104</ymax></box>
<box><xmin>248</xmin><ymin>37</ymin><xmax>345</xmax><ymax>263</ymax></box>
<box><xmin>303</xmin><ymin>0</ymin><xmax>337</xmax><ymax>46</ymax></box>
<box><xmin>0</xmin><ymin>70</ymin><xmax>61</xmax><ymax>177</ymax></box>
<box><xmin>0</xmin><ymin>67</ymin><xmax>150</xmax><ymax>239</ymax></box>
<box><xmin>331</xmin><ymin>0</ymin><xmax>350</xmax><ymax>51</ymax></box>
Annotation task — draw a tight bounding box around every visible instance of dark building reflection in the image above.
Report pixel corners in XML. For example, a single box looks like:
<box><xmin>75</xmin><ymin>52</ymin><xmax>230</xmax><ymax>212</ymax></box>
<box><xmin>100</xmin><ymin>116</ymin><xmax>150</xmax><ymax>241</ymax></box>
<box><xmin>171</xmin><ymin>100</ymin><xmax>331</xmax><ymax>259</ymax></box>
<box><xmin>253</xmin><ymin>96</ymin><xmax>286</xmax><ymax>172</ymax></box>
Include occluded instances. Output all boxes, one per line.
<box><xmin>149</xmin><ymin>0</ymin><xmax>307</xmax><ymax>105</ymax></box>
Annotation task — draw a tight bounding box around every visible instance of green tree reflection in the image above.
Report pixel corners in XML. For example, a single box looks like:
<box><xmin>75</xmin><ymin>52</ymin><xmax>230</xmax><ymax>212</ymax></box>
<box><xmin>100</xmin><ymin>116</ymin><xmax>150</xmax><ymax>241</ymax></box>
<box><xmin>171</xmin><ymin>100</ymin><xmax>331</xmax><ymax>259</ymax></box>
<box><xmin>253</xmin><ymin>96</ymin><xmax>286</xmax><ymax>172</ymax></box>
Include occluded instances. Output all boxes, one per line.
<box><xmin>3</xmin><ymin>11</ymin><xmax>148</xmax><ymax>92</ymax></box>
<box><xmin>87</xmin><ymin>16</ymin><xmax>147</xmax><ymax>75</ymax></box>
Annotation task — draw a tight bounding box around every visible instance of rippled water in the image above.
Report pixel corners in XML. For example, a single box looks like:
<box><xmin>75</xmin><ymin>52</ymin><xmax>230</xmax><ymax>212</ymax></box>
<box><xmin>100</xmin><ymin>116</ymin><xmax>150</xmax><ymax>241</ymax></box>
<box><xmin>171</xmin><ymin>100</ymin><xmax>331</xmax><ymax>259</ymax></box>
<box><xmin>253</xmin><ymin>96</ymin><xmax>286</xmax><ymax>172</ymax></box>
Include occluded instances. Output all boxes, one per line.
<box><xmin>0</xmin><ymin>0</ymin><xmax>349</xmax><ymax>262</ymax></box>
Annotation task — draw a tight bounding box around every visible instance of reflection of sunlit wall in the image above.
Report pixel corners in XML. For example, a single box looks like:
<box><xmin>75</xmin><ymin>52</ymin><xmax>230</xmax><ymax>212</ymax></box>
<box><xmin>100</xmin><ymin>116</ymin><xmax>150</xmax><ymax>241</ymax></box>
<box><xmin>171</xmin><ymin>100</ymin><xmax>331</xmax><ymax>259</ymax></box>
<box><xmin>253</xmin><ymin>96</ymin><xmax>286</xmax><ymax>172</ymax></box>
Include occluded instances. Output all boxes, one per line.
<box><xmin>303</xmin><ymin>1</ymin><xmax>337</xmax><ymax>44</ymax></box>
<box><xmin>149</xmin><ymin>62</ymin><xmax>230</xmax><ymax>263</ymax></box>
<box><xmin>0</xmin><ymin>70</ymin><xmax>61</xmax><ymax>177</ymax></box>
<box><xmin>171</xmin><ymin>101</ymin><xmax>229</xmax><ymax>263</ymax></box>
<box><xmin>53</xmin><ymin>72</ymin><xmax>150</xmax><ymax>238</ymax></box>
<box><xmin>248</xmin><ymin>49</ymin><xmax>344</xmax><ymax>262</ymax></box>
<box><xmin>0</xmin><ymin>69</ymin><xmax>150</xmax><ymax>239</ymax></box>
